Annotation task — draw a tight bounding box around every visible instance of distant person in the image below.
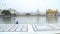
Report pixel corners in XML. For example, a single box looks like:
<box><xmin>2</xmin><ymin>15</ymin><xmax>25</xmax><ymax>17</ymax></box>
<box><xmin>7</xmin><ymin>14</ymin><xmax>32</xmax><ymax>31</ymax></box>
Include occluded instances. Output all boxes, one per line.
<box><xmin>14</xmin><ymin>18</ymin><xmax>18</xmax><ymax>24</ymax></box>
<box><xmin>16</xmin><ymin>20</ymin><xmax>18</xmax><ymax>24</ymax></box>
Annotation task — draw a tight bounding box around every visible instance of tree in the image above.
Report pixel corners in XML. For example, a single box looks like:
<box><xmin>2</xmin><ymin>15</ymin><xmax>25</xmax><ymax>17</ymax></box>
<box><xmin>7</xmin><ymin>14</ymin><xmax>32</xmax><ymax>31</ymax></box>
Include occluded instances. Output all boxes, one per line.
<box><xmin>1</xmin><ymin>10</ymin><xmax>11</xmax><ymax>15</ymax></box>
<box><xmin>13</xmin><ymin>13</ymin><xmax>16</xmax><ymax>17</ymax></box>
<box><xmin>26</xmin><ymin>13</ymin><xmax>31</xmax><ymax>15</ymax></box>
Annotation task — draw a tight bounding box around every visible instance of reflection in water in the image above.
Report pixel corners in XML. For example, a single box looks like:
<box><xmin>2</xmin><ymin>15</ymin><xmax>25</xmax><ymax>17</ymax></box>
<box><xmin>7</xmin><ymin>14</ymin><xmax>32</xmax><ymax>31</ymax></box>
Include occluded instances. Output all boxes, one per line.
<box><xmin>2</xmin><ymin>17</ymin><xmax>12</xmax><ymax>24</ymax></box>
<box><xmin>0</xmin><ymin>16</ymin><xmax>59</xmax><ymax>24</ymax></box>
<box><xmin>46</xmin><ymin>16</ymin><xmax>58</xmax><ymax>23</ymax></box>
<box><xmin>37</xmin><ymin>16</ymin><xmax>39</xmax><ymax>23</ymax></box>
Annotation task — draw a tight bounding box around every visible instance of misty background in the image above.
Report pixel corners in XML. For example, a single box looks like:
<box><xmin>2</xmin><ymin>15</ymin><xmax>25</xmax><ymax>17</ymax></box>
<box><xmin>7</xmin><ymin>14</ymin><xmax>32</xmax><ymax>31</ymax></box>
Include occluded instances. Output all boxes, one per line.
<box><xmin>0</xmin><ymin>0</ymin><xmax>60</xmax><ymax>13</ymax></box>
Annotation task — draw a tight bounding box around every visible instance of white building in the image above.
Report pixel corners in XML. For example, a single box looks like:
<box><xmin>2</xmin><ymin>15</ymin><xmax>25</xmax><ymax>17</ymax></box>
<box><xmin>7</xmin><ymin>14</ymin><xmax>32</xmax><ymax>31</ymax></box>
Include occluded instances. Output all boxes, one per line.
<box><xmin>35</xmin><ymin>9</ymin><xmax>40</xmax><ymax>15</ymax></box>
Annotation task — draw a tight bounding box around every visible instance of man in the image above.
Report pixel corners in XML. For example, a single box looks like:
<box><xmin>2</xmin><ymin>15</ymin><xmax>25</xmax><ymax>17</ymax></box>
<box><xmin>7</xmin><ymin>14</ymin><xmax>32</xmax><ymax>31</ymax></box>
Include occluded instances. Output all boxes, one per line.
<box><xmin>14</xmin><ymin>18</ymin><xmax>18</xmax><ymax>24</ymax></box>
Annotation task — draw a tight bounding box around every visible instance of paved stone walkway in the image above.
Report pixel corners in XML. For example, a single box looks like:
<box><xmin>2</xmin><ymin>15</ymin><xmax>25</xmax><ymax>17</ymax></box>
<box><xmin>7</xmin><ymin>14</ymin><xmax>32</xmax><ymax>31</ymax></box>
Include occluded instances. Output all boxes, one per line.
<box><xmin>0</xmin><ymin>24</ymin><xmax>28</xmax><ymax>32</ymax></box>
<box><xmin>0</xmin><ymin>24</ymin><xmax>60</xmax><ymax>32</ymax></box>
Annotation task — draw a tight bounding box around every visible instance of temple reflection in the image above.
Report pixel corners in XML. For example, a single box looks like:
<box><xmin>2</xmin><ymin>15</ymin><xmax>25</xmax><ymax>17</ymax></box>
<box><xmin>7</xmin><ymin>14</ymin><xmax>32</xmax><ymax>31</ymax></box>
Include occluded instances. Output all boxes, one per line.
<box><xmin>46</xmin><ymin>16</ymin><xmax>58</xmax><ymax>23</ymax></box>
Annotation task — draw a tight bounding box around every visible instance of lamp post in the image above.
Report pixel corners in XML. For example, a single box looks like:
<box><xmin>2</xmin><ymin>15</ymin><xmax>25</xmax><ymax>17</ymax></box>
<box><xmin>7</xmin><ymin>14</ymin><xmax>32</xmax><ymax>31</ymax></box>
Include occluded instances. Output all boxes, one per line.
<box><xmin>2</xmin><ymin>0</ymin><xmax>6</xmax><ymax>9</ymax></box>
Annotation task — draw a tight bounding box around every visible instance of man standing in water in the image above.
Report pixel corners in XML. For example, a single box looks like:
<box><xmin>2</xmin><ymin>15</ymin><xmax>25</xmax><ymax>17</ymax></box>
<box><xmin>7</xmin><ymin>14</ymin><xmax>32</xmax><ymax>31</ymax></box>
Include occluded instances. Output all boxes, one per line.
<box><xmin>16</xmin><ymin>20</ymin><xmax>18</xmax><ymax>24</ymax></box>
<box><xmin>14</xmin><ymin>17</ymin><xmax>18</xmax><ymax>24</ymax></box>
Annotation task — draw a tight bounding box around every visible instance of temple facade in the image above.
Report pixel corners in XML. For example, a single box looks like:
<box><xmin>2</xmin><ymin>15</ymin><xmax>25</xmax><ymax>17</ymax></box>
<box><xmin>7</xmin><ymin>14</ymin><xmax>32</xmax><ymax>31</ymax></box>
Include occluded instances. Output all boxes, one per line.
<box><xmin>46</xmin><ymin>9</ymin><xmax>58</xmax><ymax>16</ymax></box>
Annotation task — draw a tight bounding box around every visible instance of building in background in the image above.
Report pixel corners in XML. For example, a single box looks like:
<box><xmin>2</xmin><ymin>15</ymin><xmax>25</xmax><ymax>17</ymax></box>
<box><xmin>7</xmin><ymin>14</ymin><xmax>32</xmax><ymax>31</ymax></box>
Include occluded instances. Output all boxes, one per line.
<box><xmin>46</xmin><ymin>9</ymin><xmax>58</xmax><ymax>16</ymax></box>
<box><xmin>35</xmin><ymin>9</ymin><xmax>41</xmax><ymax>15</ymax></box>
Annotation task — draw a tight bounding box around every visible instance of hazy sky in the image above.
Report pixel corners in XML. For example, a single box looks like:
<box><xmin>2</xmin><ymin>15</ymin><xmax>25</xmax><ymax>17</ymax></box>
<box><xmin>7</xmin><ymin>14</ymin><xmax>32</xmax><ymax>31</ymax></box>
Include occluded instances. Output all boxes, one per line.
<box><xmin>0</xmin><ymin>0</ymin><xmax>60</xmax><ymax>12</ymax></box>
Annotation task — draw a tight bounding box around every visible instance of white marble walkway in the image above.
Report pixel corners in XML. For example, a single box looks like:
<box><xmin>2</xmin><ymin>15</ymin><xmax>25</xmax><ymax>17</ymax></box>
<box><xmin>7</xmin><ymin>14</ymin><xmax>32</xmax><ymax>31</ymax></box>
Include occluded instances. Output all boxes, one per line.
<box><xmin>0</xmin><ymin>24</ymin><xmax>60</xmax><ymax>33</ymax></box>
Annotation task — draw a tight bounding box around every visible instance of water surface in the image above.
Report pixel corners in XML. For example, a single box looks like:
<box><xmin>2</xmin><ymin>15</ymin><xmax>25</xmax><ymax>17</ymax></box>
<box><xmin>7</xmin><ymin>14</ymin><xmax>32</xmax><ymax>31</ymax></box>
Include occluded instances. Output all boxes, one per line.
<box><xmin>0</xmin><ymin>16</ymin><xmax>60</xmax><ymax>24</ymax></box>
